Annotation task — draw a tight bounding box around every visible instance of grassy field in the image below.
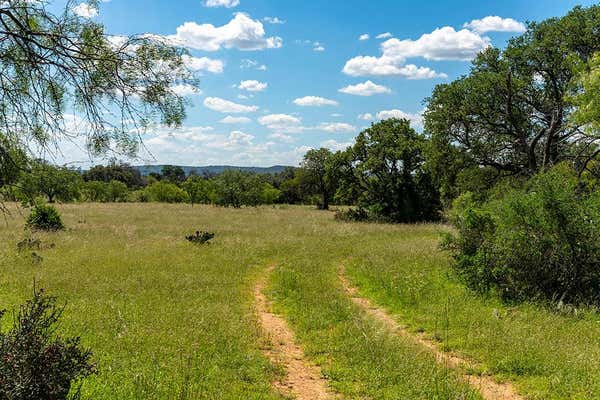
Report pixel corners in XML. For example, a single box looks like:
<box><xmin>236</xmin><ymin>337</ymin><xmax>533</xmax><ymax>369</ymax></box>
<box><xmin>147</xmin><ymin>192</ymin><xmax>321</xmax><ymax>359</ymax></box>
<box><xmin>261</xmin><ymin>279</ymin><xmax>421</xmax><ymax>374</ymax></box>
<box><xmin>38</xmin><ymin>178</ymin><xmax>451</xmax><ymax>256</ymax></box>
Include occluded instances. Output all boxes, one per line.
<box><xmin>0</xmin><ymin>203</ymin><xmax>598</xmax><ymax>399</ymax></box>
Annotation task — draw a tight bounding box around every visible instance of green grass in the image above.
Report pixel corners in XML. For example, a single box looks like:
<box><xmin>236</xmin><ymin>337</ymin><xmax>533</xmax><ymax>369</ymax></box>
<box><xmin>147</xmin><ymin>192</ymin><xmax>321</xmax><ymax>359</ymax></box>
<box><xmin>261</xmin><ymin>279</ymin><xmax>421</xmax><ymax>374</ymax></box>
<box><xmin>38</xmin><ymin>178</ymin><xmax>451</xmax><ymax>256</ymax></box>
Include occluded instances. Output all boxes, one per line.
<box><xmin>344</xmin><ymin>224</ymin><xmax>600</xmax><ymax>399</ymax></box>
<box><xmin>1</xmin><ymin>203</ymin><xmax>598</xmax><ymax>399</ymax></box>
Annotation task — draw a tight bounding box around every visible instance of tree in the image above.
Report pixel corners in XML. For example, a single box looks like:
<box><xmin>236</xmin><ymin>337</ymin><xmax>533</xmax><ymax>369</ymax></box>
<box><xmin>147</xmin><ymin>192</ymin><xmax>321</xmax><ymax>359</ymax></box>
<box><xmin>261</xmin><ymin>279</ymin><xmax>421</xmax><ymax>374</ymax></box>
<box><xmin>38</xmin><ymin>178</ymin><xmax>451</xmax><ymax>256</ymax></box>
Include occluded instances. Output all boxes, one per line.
<box><xmin>424</xmin><ymin>5</ymin><xmax>600</xmax><ymax>197</ymax></box>
<box><xmin>571</xmin><ymin>53</ymin><xmax>600</xmax><ymax>175</ymax></box>
<box><xmin>83</xmin><ymin>161</ymin><xmax>144</xmax><ymax>188</ymax></box>
<box><xmin>182</xmin><ymin>175</ymin><xmax>214</xmax><ymax>206</ymax></box>
<box><xmin>0</xmin><ymin>0</ymin><xmax>196</xmax><ymax>184</ymax></box>
<box><xmin>299</xmin><ymin>148</ymin><xmax>338</xmax><ymax>210</ymax></box>
<box><xmin>18</xmin><ymin>161</ymin><xmax>82</xmax><ymax>203</ymax></box>
<box><xmin>161</xmin><ymin>165</ymin><xmax>186</xmax><ymax>184</ymax></box>
<box><xmin>342</xmin><ymin>119</ymin><xmax>441</xmax><ymax>222</ymax></box>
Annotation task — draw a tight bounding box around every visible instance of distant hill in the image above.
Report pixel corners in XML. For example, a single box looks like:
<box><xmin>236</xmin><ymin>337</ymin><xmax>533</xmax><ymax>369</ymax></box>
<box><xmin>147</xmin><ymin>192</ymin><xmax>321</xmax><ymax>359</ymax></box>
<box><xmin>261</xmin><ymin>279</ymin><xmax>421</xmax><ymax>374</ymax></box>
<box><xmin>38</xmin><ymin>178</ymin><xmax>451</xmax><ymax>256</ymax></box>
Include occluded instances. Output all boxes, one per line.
<box><xmin>132</xmin><ymin>165</ymin><xmax>292</xmax><ymax>176</ymax></box>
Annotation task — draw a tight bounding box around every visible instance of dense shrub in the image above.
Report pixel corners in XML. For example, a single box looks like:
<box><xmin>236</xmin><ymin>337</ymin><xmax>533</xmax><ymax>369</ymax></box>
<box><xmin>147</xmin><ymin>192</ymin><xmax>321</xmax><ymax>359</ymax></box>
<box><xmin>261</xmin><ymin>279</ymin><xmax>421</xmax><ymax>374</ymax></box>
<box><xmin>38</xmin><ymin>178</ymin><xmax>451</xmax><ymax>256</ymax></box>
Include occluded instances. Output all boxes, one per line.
<box><xmin>144</xmin><ymin>181</ymin><xmax>190</xmax><ymax>203</ymax></box>
<box><xmin>443</xmin><ymin>165</ymin><xmax>600</xmax><ymax>305</ymax></box>
<box><xmin>26</xmin><ymin>202</ymin><xmax>64</xmax><ymax>231</ymax></box>
<box><xmin>334</xmin><ymin>207</ymin><xmax>370</xmax><ymax>222</ymax></box>
<box><xmin>0</xmin><ymin>290</ymin><xmax>96</xmax><ymax>399</ymax></box>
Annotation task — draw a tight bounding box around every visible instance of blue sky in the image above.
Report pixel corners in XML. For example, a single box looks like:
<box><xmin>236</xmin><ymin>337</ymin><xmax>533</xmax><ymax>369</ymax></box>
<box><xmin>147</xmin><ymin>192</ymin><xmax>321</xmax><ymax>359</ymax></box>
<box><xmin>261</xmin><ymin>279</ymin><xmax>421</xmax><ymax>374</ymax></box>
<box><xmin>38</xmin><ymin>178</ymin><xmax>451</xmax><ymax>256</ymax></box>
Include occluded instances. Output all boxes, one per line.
<box><xmin>55</xmin><ymin>0</ymin><xmax>596</xmax><ymax>167</ymax></box>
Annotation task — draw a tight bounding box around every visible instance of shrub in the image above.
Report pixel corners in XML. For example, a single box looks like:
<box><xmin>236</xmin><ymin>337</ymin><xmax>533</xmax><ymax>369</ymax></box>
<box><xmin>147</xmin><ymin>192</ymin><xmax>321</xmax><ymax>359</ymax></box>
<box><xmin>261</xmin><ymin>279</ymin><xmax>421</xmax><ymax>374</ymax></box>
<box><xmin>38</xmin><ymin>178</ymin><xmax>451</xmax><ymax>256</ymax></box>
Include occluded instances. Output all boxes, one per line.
<box><xmin>444</xmin><ymin>165</ymin><xmax>600</xmax><ymax>305</ymax></box>
<box><xmin>26</xmin><ymin>202</ymin><xmax>64</xmax><ymax>231</ymax></box>
<box><xmin>0</xmin><ymin>289</ymin><xmax>96</xmax><ymax>399</ymax></box>
<box><xmin>185</xmin><ymin>231</ymin><xmax>215</xmax><ymax>245</ymax></box>
<box><xmin>145</xmin><ymin>181</ymin><xmax>190</xmax><ymax>203</ymax></box>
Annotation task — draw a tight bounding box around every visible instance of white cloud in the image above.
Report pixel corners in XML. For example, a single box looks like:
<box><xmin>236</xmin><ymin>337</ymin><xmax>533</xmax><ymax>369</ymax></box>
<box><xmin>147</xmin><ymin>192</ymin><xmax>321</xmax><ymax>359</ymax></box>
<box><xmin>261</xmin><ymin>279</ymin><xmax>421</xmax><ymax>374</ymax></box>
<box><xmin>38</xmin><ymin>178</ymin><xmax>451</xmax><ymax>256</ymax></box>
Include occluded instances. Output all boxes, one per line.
<box><xmin>263</xmin><ymin>16</ymin><xmax>285</xmax><ymax>24</ymax></box>
<box><xmin>317</xmin><ymin>122</ymin><xmax>356</xmax><ymax>133</ymax></box>
<box><xmin>343</xmin><ymin>26</ymin><xmax>490</xmax><ymax>78</ymax></box>
<box><xmin>376</xmin><ymin>109</ymin><xmax>423</xmax><ymax>128</ymax></box>
<box><xmin>313</xmin><ymin>45</ymin><xmax>325</xmax><ymax>52</ymax></box>
<box><xmin>339</xmin><ymin>80</ymin><xmax>391</xmax><ymax>96</ymax></box>
<box><xmin>293</xmin><ymin>96</ymin><xmax>338</xmax><ymax>107</ymax></box>
<box><xmin>320</xmin><ymin>139</ymin><xmax>354</xmax><ymax>151</ymax></box>
<box><xmin>358</xmin><ymin>113</ymin><xmax>373</xmax><ymax>121</ymax></box>
<box><xmin>171</xmin><ymin>84</ymin><xmax>201</xmax><ymax>96</ymax></box>
<box><xmin>376</xmin><ymin>32</ymin><xmax>393</xmax><ymax>39</ymax></box>
<box><xmin>204</xmin><ymin>0</ymin><xmax>239</xmax><ymax>8</ymax></box>
<box><xmin>343</xmin><ymin>56</ymin><xmax>446</xmax><ymax>79</ymax></box>
<box><xmin>73</xmin><ymin>3</ymin><xmax>98</xmax><ymax>18</ymax></box>
<box><xmin>241</xmin><ymin>59</ymin><xmax>267</xmax><ymax>70</ymax></box>
<box><xmin>381</xmin><ymin>27</ymin><xmax>490</xmax><ymax>61</ymax></box>
<box><xmin>169</xmin><ymin>13</ymin><xmax>282</xmax><ymax>51</ymax></box>
<box><xmin>463</xmin><ymin>16</ymin><xmax>526</xmax><ymax>34</ymax></box>
<box><xmin>220</xmin><ymin>116</ymin><xmax>252</xmax><ymax>124</ymax></box>
<box><xmin>238</xmin><ymin>80</ymin><xmax>268</xmax><ymax>92</ymax></box>
<box><xmin>359</xmin><ymin>34</ymin><xmax>370</xmax><ymax>41</ymax></box>
<box><xmin>258</xmin><ymin>114</ymin><xmax>303</xmax><ymax>133</ymax></box>
<box><xmin>204</xmin><ymin>97</ymin><xmax>258</xmax><ymax>113</ymax></box>
<box><xmin>331</xmin><ymin>113</ymin><xmax>343</xmax><ymax>117</ymax></box>
<box><xmin>269</xmin><ymin>132</ymin><xmax>295</xmax><ymax>143</ymax></box>
<box><xmin>224</xmin><ymin>130</ymin><xmax>254</xmax><ymax>148</ymax></box>
<box><xmin>182</xmin><ymin>55</ymin><xmax>224</xmax><ymax>73</ymax></box>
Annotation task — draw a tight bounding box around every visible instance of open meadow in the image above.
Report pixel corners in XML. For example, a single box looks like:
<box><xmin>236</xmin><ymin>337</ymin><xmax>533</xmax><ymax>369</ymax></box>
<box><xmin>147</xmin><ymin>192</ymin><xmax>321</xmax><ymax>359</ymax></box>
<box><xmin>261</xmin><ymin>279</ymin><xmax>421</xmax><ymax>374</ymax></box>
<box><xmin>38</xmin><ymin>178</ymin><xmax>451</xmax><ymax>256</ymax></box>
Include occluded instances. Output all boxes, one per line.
<box><xmin>1</xmin><ymin>203</ymin><xmax>599</xmax><ymax>399</ymax></box>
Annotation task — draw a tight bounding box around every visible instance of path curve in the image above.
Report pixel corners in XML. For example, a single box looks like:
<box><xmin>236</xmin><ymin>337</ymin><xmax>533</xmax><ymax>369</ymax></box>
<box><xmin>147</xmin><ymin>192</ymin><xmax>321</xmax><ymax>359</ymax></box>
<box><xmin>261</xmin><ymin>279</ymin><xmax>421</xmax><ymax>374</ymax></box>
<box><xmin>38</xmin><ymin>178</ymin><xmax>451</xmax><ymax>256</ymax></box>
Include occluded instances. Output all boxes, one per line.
<box><xmin>255</xmin><ymin>266</ymin><xmax>336</xmax><ymax>400</ymax></box>
<box><xmin>339</xmin><ymin>270</ymin><xmax>524</xmax><ymax>400</ymax></box>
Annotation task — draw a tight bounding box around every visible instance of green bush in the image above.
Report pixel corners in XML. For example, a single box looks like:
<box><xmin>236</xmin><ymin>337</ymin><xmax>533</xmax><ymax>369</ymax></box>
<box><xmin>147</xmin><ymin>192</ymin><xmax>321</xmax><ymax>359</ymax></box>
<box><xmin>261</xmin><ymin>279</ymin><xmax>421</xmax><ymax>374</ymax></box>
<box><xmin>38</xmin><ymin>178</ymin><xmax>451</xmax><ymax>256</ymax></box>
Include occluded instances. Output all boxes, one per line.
<box><xmin>444</xmin><ymin>165</ymin><xmax>600</xmax><ymax>305</ymax></box>
<box><xmin>26</xmin><ymin>202</ymin><xmax>64</xmax><ymax>231</ymax></box>
<box><xmin>0</xmin><ymin>289</ymin><xmax>96</xmax><ymax>400</ymax></box>
<box><xmin>145</xmin><ymin>181</ymin><xmax>190</xmax><ymax>203</ymax></box>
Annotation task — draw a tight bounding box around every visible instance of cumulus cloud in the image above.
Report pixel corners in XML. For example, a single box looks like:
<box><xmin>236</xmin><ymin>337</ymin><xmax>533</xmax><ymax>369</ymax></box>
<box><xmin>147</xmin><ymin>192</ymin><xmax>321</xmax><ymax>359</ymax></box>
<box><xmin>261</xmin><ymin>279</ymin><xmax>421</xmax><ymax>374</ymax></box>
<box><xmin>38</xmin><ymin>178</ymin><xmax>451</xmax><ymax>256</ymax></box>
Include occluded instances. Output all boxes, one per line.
<box><xmin>238</xmin><ymin>80</ymin><xmax>268</xmax><ymax>92</ymax></box>
<box><xmin>382</xmin><ymin>27</ymin><xmax>490</xmax><ymax>61</ymax></box>
<box><xmin>313</xmin><ymin>42</ymin><xmax>325</xmax><ymax>52</ymax></box>
<box><xmin>171</xmin><ymin>84</ymin><xmax>201</xmax><ymax>96</ymax></box>
<box><xmin>258</xmin><ymin>114</ymin><xmax>304</xmax><ymax>133</ymax></box>
<box><xmin>376</xmin><ymin>109</ymin><xmax>423</xmax><ymax>128</ymax></box>
<box><xmin>339</xmin><ymin>80</ymin><xmax>391</xmax><ymax>96</ymax></box>
<box><xmin>359</xmin><ymin>34</ymin><xmax>370</xmax><ymax>41</ymax></box>
<box><xmin>376</xmin><ymin>32</ymin><xmax>393</xmax><ymax>39</ymax></box>
<box><xmin>224</xmin><ymin>130</ymin><xmax>254</xmax><ymax>148</ymax></box>
<box><xmin>269</xmin><ymin>132</ymin><xmax>295</xmax><ymax>143</ymax></box>
<box><xmin>343</xmin><ymin>26</ymin><xmax>491</xmax><ymax>78</ymax></box>
<box><xmin>182</xmin><ymin>55</ymin><xmax>224</xmax><ymax>73</ymax></box>
<box><xmin>293</xmin><ymin>96</ymin><xmax>338</xmax><ymax>107</ymax></box>
<box><xmin>73</xmin><ymin>3</ymin><xmax>98</xmax><ymax>18</ymax></box>
<box><xmin>358</xmin><ymin>113</ymin><xmax>373</xmax><ymax>121</ymax></box>
<box><xmin>317</xmin><ymin>122</ymin><xmax>356</xmax><ymax>133</ymax></box>
<box><xmin>204</xmin><ymin>97</ymin><xmax>259</xmax><ymax>113</ymax></box>
<box><xmin>220</xmin><ymin>116</ymin><xmax>252</xmax><ymax>124</ymax></box>
<box><xmin>169</xmin><ymin>13</ymin><xmax>282</xmax><ymax>51</ymax></box>
<box><xmin>463</xmin><ymin>16</ymin><xmax>526</xmax><ymax>34</ymax></box>
<box><xmin>320</xmin><ymin>139</ymin><xmax>354</xmax><ymax>151</ymax></box>
<box><xmin>204</xmin><ymin>0</ymin><xmax>239</xmax><ymax>8</ymax></box>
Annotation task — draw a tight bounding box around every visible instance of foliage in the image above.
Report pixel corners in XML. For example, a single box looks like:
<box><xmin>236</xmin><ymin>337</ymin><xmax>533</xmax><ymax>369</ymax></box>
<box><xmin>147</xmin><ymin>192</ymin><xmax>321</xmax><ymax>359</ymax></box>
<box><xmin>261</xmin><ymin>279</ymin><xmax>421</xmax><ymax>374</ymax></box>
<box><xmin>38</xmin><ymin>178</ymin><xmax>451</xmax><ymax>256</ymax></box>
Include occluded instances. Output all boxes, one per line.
<box><xmin>160</xmin><ymin>165</ymin><xmax>186</xmax><ymax>184</ymax></box>
<box><xmin>185</xmin><ymin>231</ymin><xmax>215</xmax><ymax>245</ymax></box>
<box><xmin>26</xmin><ymin>201</ymin><xmax>64</xmax><ymax>231</ymax></box>
<box><xmin>0</xmin><ymin>289</ymin><xmax>96</xmax><ymax>400</ymax></box>
<box><xmin>212</xmin><ymin>170</ymin><xmax>272</xmax><ymax>208</ymax></box>
<box><xmin>424</xmin><ymin>5</ymin><xmax>600</xmax><ymax>201</ymax></box>
<box><xmin>82</xmin><ymin>162</ymin><xmax>144</xmax><ymax>188</ymax></box>
<box><xmin>443</xmin><ymin>164</ymin><xmax>600</xmax><ymax>305</ymax></box>
<box><xmin>81</xmin><ymin>180</ymin><xmax>129</xmax><ymax>203</ymax></box>
<box><xmin>17</xmin><ymin>162</ymin><xmax>81</xmax><ymax>204</ymax></box>
<box><xmin>298</xmin><ymin>148</ymin><xmax>339</xmax><ymax>209</ymax></box>
<box><xmin>181</xmin><ymin>176</ymin><xmax>214</xmax><ymax>206</ymax></box>
<box><xmin>0</xmin><ymin>0</ymin><xmax>196</xmax><ymax>186</ymax></box>
<box><xmin>340</xmin><ymin>119</ymin><xmax>441</xmax><ymax>222</ymax></box>
<box><xmin>144</xmin><ymin>181</ymin><xmax>189</xmax><ymax>203</ymax></box>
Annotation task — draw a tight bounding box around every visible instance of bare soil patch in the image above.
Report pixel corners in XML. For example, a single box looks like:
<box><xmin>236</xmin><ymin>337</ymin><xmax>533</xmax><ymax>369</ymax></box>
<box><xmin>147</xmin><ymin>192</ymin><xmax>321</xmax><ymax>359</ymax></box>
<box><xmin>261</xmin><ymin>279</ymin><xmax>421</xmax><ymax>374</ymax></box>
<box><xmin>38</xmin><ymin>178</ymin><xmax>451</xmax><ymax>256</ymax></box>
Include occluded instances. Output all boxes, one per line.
<box><xmin>255</xmin><ymin>267</ymin><xmax>336</xmax><ymax>400</ymax></box>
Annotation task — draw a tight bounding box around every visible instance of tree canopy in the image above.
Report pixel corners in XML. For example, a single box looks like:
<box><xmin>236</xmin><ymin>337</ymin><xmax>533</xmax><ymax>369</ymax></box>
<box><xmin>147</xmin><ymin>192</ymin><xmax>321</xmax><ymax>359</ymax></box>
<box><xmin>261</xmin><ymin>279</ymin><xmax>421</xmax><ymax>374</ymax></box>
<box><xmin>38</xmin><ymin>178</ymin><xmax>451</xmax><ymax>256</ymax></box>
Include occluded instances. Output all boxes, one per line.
<box><xmin>0</xmin><ymin>0</ymin><xmax>196</xmax><ymax>177</ymax></box>
<box><xmin>424</xmin><ymin>5</ymin><xmax>600</xmax><ymax>199</ymax></box>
